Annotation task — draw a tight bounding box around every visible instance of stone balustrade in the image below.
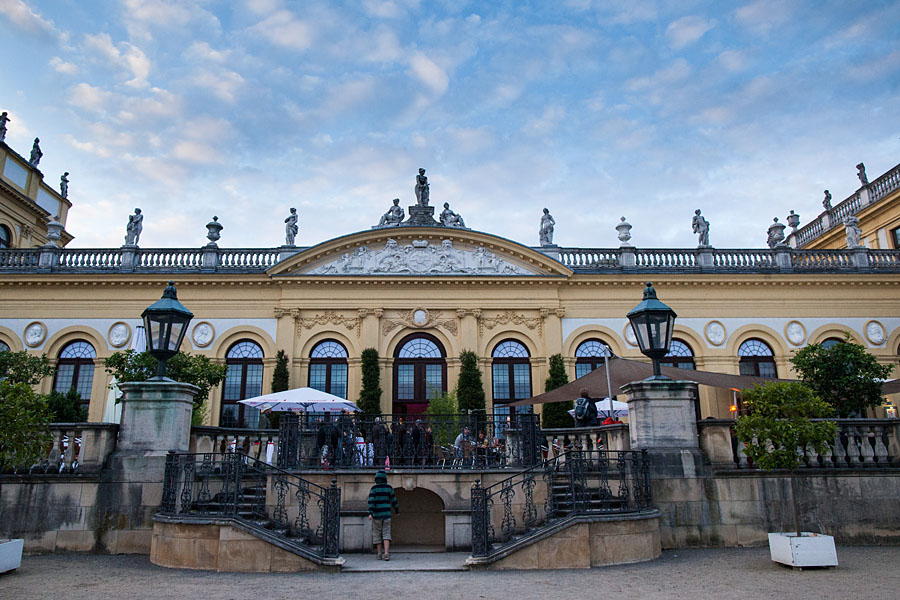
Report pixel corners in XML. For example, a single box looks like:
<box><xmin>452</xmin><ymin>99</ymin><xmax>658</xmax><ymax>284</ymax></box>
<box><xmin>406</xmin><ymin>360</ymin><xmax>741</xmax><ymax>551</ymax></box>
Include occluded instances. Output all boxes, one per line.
<box><xmin>190</xmin><ymin>426</ymin><xmax>279</xmax><ymax>464</ymax></box>
<box><xmin>539</xmin><ymin>424</ymin><xmax>630</xmax><ymax>457</ymax></box>
<box><xmin>5</xmin><ymin>423</ymin><xmax>119</xmax><ymax>474</ymax></box>
<box><xmin>698</xmin><ymin>418</ymin><xmax>900</xmax><ymax>470</ymax></box>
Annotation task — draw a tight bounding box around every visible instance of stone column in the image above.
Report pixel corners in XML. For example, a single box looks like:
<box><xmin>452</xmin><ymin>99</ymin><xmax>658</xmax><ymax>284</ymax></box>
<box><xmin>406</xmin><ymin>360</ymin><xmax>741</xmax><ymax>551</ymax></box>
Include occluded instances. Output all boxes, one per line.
<box><xmin>622</xmin><ymin>379</ymin><xmax>699</xmax><ymax>451</ymax></box>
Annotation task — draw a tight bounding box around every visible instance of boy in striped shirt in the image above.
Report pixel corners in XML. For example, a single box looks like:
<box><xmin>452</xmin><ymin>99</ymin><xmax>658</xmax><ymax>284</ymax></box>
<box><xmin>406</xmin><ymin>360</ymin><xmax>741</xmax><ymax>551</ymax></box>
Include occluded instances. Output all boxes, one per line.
<box><xmin>367</xmin><ymin>470</ymin><xmax>399</xmax><ymax>560</ymax></box>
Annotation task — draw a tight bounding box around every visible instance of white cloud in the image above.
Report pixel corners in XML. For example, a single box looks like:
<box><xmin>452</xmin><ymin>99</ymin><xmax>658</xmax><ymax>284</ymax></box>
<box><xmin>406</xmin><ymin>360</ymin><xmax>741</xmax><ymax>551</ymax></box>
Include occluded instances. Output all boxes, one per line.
<box><xmin>187</xmin><ymin>68</ymin><xmax>244</xmax><ymax>102</ymax></box>
<box><xmin>83</xmin><ymin>32</ymin><xmax>121</xmax><ymax>62</ymax></box>
<box><xmin>524</xmin><ymin>105</ymin><xmax>566</xmax><ymax>137</ymax></box>
<box><xmin>122</xmin><ymin>44</ymin><xmax>151</xmax><ymax>88</ymax></box>
<box><xmin>362</xmin><ymin>0</ymin><xmax>404</xmax><ymax>19</ymax></box>
<box><xmin>82</xmin><ymin>33</ymin><xmax>150</xmax><ymax>88</ymax></box>
<box><xmin>0</xmin><ymin>0</ymin><xmax>57</xmax><ymax>37</ymax></box>
<box><xmin>244</xmin><ymin>0</ymin><xmax>280</xmax><ymax>16</ymax></box>
<box><xmin>68</xmin><ymin>83</ymin><xmax>112</xmax><ymax>112</ymax></box>
<box><xmin>717</xmin><ymin>50</ymin><xmax>745</xmax><ymax>71</ymax></box>
<box><xmin>50</xmin><ymin>56</ymin><xmax>78</xmax><ymax>74</ymax></box>
<box><xmin>122</xmin><ymin>0</ymin><xmax>192</xmax><ymax>27</ymax></box>
<box><xmin>665</xmin><ymin>15</ymin><xmax>715</xmax><ymax>50</ymax></box>
<box><xmin>173</xmin><ymin>140</ymin><xmax>222</xmax><ymax>164</ymax></box>
<box><xmin>735</xmin><ymin>1</ymin><xmax>792</xmax><ymax>34</ymax></box>
<box><xmin>185</xmin><ymin>41</ymin><xmax>230</xmax><ymax>63</ymax></box>
<box><xmin>251</xmin><ymin>10</ymin><xmax>313</xmax><ymax>50</ymax></box>
<box><xmin>408</xmin><ymin>52</ymin><xmax>449</xmax><ymax>95</ymax></box>
<box><xmin>64</xmin><ymin>134</ymin><xmax>113</xmax><ymax>158</ymax></box>
<box><xmin>624</xmin><ymin>58</ymin><xmax>692</xmax><ymax>91</ymax></box>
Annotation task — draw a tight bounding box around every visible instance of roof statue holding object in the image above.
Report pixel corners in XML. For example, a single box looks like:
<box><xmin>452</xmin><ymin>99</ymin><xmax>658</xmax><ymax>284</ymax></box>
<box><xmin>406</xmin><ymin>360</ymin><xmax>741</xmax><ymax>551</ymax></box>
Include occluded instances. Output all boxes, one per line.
<box><xmin>60</xmin><ymin>172</ymin><xmax>69</xmax><ymax>199</ymax></box>
<box><xmin>0</xmin><ymin>111</ymin><xmax>9</xmax><ymax>142</ymax></box>
<box><xmin>284</xmin><ymin>207</ymin><xmax>299</xmax><ymax>246</ymax></box>
<box><xmin>125</xmin><ymin>208</ymin><xmax>143</xmax><ymax>246</ymax></box>
<box><xmin>692</xmin><ymin>209</ymin><xmax>710</xmax><ymax>247</ymax></box>
<box><xmin>415</xmin><ymin>168</ymin><xmax>430</xmax><ymax>206</ymax></box>
<box><xmin>844</xmin><ymin>215</ymin><xmax>863</xmax><ymax>248</ymax></box>
<box><xmin>823</xmin><ymin>190</ymin><xmax>832</xmax><ymax>211</ymax></box>
<box><xmin>857</xmin><ymin>163</ymin><xmax>868</xmax><ymax>186</ymax></box>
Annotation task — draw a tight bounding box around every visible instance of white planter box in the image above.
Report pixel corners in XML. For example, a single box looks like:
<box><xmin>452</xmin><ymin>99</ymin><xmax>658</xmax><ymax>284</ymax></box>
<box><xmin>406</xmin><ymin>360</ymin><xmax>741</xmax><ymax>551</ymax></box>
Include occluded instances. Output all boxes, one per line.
<box><xmin>768</xmin><ymin>532</ymin><xmax>838</xmax><ymax>568</ymax></box>
<box><xmin>0</xmin><ymin>539</ymin><xmax>24</xmax><ymax>574</ymax></box>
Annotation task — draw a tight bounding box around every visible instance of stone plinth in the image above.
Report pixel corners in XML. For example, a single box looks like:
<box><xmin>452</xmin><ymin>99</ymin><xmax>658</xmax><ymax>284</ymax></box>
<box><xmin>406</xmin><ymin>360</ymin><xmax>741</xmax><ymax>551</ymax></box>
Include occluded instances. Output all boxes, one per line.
<box><xmin>622</xmin><ymin>379</ymin><xmax>699</xmax><ymax>450</ymax></box>
<box><xmin>118</xmin><ymin>379</ymin><xmax>199</xmax><ymax>455</ymax></box>
<box><xmin>404</xmin><ymin>205</ymin><xmax>439</xmax><ymax>226</ymax></box>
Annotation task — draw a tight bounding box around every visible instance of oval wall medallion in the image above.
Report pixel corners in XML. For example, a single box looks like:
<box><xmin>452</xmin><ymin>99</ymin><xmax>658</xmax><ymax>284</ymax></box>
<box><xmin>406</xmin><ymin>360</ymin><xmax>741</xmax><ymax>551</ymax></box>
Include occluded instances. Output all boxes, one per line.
<box><xmin>24</xmin><ymin>321</ymin><xmax>46</xmax><ymax>347</ymax></box>
<box><xmin>705</xmin><ymin>321</ymin><xmax>726</xmax><ymax>346</ymax></box>
<box><xmin>864</xmin><ymin>320</ymin><xmax>885</xmax><ymax>345</ymax></box>
<box><xmin>784</xmin><ymin>320</ymin><xmax>806</xmax><ymax>346</ymax></box>
<box><xmin>192</xmin><ymin>322</ymin><xmax>215</xmax><ymax>348</ymax></box>
<box><xmin>623</xmin><ymin>323</ymin><xmax>638</xmax><ymax>346</ymax></box>
<box><xmin>108</xmin><ymin>322</ymin><xmax>131</xmax><ymax>347</ymax></box>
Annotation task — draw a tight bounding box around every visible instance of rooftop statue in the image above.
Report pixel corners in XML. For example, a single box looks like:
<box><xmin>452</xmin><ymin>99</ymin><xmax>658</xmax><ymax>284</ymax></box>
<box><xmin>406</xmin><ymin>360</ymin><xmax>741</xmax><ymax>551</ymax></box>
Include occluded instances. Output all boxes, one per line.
<box><xmin>284</xmin><ymin>207</ymin><xmax>299</xmax><ymax>246</ymax></box>
<box><xmin>0</xmin><ymin>111</ymin><xmax>9</xmax><ymax>142</ymax></box>
<box><xmin>60</xmin><ymin>172</ymin><xmax>69</xmax><ymax>199</ymax></box>
<box><xmin>440</xmin><ymin>202</ymin><xmax>466</xmax><ymax>228</ymax></box>
<box><xmin>414</xmin><ymin>168</ymin><xmax>430</xmax><ymax>206</ymax></box>
<box><xmin>844</xmin><ymin>215</ymin><xmax>863</xmax><ymax>249</ymax></box>
<box><xmin>692</xmin><ymin>209</ymin><xmax>710</xmax><ymax>247</ymax></box>
<box><xmin>539</xmin><ymin>208</ymin><xmax>555</xmax><ymax>246</ymax></box>
<box><xmin>378</xmin><ymin>198</ymin><xmax>405</xmax><ymax>227</ymax></box>
<box><xmin>766</xmin><ymin>217</ymin><xmax>785</xmax><ymax>249</ymax></box>
<box><xmin>857</xmin><ymin>162</ymin><xmax>869</xmax><ymax>186</ymax></box>
<box><xmin>823</xmin><ymin>190</ymin><xmax>832</xmax><ymax>211</ymax></box>
<box><xmin>125</xmin><ymin>208</ymin><xmax>143</xmax><ymax>246</ymax></box>
<box><xmin>29</xmin><ymin>137</ymin><xmax>42</xmax><ymax>166</ymax></box>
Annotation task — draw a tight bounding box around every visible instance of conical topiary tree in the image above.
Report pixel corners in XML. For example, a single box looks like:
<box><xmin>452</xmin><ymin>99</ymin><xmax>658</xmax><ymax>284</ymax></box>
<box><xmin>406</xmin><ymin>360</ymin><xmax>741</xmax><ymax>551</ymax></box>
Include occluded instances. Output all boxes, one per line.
<box><xmin>541</xmin><ymin>354</ymin><xmax>573</xmax><ymax>428</ymax></box>
<box><xmin>358</xmin><ymin>348</ymin><xmax>382</xmax><ymax>415</ymax></box>
<box><xmin>272</xmin><ymin>350</ymin><xmax>290</xmax><ymax>392</ymax></box>
<box><xmin>457</xmin><ymin>350</ymin><xmax>486</xmax><ymax>415</ymax></box>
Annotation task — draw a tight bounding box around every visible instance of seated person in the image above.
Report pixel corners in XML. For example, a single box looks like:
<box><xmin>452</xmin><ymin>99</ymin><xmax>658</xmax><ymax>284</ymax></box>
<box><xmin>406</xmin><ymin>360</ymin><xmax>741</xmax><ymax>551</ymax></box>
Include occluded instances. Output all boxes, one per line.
<box><xmin>454</xmin><ymin>426</ymin><xmax>472</xmax><ymax>459</ymax></box>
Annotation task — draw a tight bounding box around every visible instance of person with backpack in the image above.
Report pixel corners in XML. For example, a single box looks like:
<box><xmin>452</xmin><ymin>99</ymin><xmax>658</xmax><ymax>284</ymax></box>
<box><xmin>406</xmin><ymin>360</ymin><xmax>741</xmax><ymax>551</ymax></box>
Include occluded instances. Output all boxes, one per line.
<box><xmin>367</xmin><ymin>470</ymin><xmax>399</xmax><ymax>561</ymax></box>
<box><xmin>573</xmin><ymin>388</ymin><xmax>599</xmax><ymax>427</ymax></box>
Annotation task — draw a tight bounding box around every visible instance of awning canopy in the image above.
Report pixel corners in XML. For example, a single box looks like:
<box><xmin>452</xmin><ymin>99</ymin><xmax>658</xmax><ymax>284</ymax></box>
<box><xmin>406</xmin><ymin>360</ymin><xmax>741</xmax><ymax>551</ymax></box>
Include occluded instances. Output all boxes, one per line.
<box><xmin>509</xmin><ymin>356</ymin><xmax>791</xmax><ymax>407</ymax></box>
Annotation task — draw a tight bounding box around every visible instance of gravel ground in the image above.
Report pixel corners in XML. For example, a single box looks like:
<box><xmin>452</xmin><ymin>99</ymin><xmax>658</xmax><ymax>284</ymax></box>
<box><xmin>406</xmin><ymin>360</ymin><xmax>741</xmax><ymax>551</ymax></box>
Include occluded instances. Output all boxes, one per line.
<box><xmin>3</xmin><ymin>546</ymin><xmax>900</xmax><ymax>600</ymax></box>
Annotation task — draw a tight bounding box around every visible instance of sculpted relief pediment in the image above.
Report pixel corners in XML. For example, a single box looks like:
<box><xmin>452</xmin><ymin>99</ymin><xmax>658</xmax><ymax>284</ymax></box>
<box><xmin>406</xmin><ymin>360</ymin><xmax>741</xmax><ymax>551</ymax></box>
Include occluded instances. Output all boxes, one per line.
<box><xmin>292</xmin><ymin>238</ymin><xmax>544</xmax><ymax>276</ymax></box>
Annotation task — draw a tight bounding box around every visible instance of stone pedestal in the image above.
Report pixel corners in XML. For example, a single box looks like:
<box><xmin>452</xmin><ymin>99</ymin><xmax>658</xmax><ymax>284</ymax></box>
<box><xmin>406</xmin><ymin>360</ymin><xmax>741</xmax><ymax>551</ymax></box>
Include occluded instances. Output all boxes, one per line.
<box><xmin>622</xmin><ymin>379</ymin><xmax>699</xmax><ymax>450</ymax></box>
<box><xmin>405</xmin><ymin>205</ymin><xmax>439</xmax><ymax>226</ymax></box>
<box><xmin>117</xmin><ymin>380</ymin><xmax>199</xmax><ymax>455</ymax></box>
<box><xmin>697</xmin><ymin>247</ymin><xmax>714</xmax><ymax>268</ymax></box>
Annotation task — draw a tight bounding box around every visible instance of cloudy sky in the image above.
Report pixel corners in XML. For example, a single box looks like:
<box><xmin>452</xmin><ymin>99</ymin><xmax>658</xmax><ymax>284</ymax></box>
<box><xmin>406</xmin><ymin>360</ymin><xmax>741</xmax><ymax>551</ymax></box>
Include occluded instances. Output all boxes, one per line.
<box><xmin>1</xmin><ymin>0</ymin><xmax>898</xmax><ymax>249</ymax></box>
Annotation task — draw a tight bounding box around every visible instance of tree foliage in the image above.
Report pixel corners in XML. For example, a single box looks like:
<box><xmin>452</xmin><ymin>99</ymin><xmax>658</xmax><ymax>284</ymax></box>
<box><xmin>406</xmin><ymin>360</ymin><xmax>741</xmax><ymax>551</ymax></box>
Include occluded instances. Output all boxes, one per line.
<box><xmin>45</xmin><ymin>388</ymin><xmax>88</xmax><ymax>422</ymax></box>
<box><xmin>272</xmin><ymin>350</ymin><xmax>290</xmax><ymax>392</ymax></box>
<box><xmin>358</xmin><ymin>348</ymin><xmax>382</xmax><ymax>415</ymax></box>
<box><xmin>104</xmin><ymin>349</ymin><xmax>226</xmax><ymax>418</ymax></box>
<box><xmin>0</xmin><ymin>381</ymin><xmax>53</xmax><ymax>471</ymax></box>
<box><xmin>457</xmin><ymin>350</ymin><xmax>486</xmax><ymax>415</ymax></box>
<box><xmin>541</xmin><ymin>354</ymin><xmax>573</xmax><ymax>428</ymax></box>
<box><xmin>734</xmin><ymin>381</ymin><xmax>836</xmax><ymax>535</ymax></box>
<box><xmin>425</xmin><ymin>389</ymin><xmax>459</xmax><ymax>446</ymax></box>
<box><xmin>790</xmin><ymin>335</ymin><xmax>893</xmax><ymax>417</ymax></box>
<box><xmin>0</xmin><ymin>350</ymin><xmax>53</xmax><ymax>385</ymax></box>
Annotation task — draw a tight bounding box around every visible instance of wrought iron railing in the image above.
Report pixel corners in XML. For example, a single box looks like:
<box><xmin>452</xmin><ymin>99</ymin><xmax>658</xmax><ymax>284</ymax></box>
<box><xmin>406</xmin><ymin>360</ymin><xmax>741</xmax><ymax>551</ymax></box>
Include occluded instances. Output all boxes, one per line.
<box><xmin>160</xmin><ymin>451</ymin><xmax>341</xmax><ymax>559</ymax></box>
<box><xmin>470</xmin><ymin>449</ymin><xmax>652</xmax><ymax>558</ymax></box>
<box><xmin>276</xmin><ymin>412</ymin><xmax>542</xmax><ymax>470</ymax></box>
<box><xmin>698</xmin><ymin>418</ymin><xmax>900</xmax><ymax>469</ymax></box>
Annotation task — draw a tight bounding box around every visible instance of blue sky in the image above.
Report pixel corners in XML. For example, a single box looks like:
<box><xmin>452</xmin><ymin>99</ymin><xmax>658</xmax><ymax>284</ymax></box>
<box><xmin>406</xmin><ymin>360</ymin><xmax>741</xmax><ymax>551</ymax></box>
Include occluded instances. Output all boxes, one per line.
<box><xmin>1</xmin><ymin>0</ymin><xmax>898</xmax><ymax>249</ymax></box>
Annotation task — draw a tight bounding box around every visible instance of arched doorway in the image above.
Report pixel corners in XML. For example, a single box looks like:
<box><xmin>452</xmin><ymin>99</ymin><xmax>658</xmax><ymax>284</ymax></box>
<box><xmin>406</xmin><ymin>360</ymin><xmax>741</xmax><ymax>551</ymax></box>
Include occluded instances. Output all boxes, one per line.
<box><xmin>391</xmin><ymin>487</ymin><xmax>446</xmax><ymax>549</ymax></box>
<box><xmin>393</xmin><ymin>333</ymin><xmax>447</xmax><ymax>415</ymax></box>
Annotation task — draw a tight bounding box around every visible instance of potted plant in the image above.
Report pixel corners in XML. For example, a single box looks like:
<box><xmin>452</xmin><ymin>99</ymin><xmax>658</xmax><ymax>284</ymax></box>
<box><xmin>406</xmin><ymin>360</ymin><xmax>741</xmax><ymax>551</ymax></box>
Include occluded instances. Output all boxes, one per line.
<box><xmin>734</xmin><ymin>381</ymin><xmax>838</xmax><ymax>568</ymax></box>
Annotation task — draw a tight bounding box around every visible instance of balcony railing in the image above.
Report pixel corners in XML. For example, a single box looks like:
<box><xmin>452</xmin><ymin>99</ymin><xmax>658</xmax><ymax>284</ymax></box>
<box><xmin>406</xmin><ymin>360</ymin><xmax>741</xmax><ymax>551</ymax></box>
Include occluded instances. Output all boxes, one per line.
<box><xmin>1</xmin><ymin>423</ymin><xmax>119</xmax><ymax>475</ymax></box>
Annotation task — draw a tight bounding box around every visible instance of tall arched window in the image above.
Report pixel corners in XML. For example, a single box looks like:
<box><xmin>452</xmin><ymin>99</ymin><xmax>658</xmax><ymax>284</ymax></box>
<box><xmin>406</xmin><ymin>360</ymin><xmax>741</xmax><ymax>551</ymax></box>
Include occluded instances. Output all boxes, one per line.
<box><xmin>0</xmin><ymin>225</ymin><xmax>11</xmax><ymax>249</ymax></box>
<box><xmin>53</xmin><ymin>340</ymin><xmax>96</xmax><ymax>407</ymax></box>
<box><xmin>0</xmin><ymin>340</ymin><xmax>9</xmax><ymax>353</ymax></box>
<box><xmin>309</xmin><ymin>340</ymin><xmax>348</xmax><ymax>399</ymax></box>
<box><xmin>575</xmin><ymin>339</ymin><xmax>613</xmax><ymax>379</ymax></box>
<box><xmin>820</xmin><ymin>337</ymin><xmax>844</xmax><ymax>349</ymax></box>
<box><xmin>492</xmin><ymin>340</ymin><xmax>532</xmax><ymax>417</ymax></box>
<box><xmin>738</xmin><ymin>339</ymin><xmax>776</xmax><ymax>378</ymax></box>
<box><xmin>221</xmin><ymin>340</ymin><xmax>264</xmax><ymax>428</ymax></box>
<box><xmin>393</xmin><ymin>334</ymin><xmax>446</xmax><ymax>415</ymax></box>
<box><xmin>660</xmin><ymin>339</ymin><xmax>695</xmax><ymax>370</ymax></box>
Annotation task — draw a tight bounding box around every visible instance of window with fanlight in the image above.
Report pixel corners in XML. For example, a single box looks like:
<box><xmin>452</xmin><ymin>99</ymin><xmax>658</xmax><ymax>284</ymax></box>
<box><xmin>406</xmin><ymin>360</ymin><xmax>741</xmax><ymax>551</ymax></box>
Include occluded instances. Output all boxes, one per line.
<box><xmin>660</xmin><ymin>339</ymin><xmax>695</xmax><ymax>370</ymax></box>
<box><xmin>220</xmin><ymin>340</ymin><xmax>264</xmax><ymax>428</ymax></box>
<box><xmin>0</xmin><ymin>224</ymin><xmax>11</xmax><ymax>249</ymax></box>
<box><xmin>309</xmin><ymin>340</ymin><xmax>348</xmax><ymax>399</ymax></box>
<box><xmin>393</xmin><ymin>334</ymin><xmax>446</xmax><ymax>415</ymax></box>
<box><xmin>492</xmin><ymin>340</ymin><xmax>533</xmax><ymax>420</ymax></box>
<box><xmin>574</xmin><ymin>339</ymin><xmax>613</xmax><ymax>379</ymax></box>
<box><xmin>820</xmin><ymin>337</ymin><xmax>844</xmax><ymax>349</ymax></box>
<box><xmin>53</xmin><ymin>340</ymin><xmax>96</xmax><ymax>406</ymax></box>
<box><xmin>738</xmin><ymin>338</ymin><xmax>777</xmax><ymax>378</ymax></box>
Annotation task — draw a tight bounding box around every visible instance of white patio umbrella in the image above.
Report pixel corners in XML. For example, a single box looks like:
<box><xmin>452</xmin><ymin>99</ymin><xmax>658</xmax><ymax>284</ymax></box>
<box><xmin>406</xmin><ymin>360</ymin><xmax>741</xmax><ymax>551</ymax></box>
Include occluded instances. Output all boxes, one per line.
<box><xmin>238</xmin><ymin>387</ymin><xmax>360</xmax><ymax>413</ymax></box>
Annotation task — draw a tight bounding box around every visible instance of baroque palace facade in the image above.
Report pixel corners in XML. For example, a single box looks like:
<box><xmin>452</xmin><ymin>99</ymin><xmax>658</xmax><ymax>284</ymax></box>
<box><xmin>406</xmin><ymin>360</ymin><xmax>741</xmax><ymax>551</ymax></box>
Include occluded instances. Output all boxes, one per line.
<box><xmin>2</xmin><ymin>137</ymin><xmax>900</xmax><ymax>426</ymax></box>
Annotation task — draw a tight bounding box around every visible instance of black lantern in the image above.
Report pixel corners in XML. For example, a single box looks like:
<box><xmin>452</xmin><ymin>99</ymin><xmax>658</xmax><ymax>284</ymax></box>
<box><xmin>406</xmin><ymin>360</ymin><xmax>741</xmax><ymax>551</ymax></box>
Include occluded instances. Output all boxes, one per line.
<box><xmin>142</xmin><ymin>280</ymin><xmax>193</xmax><ymax>379</ymax></box>
<box><xmin>627</xmin><ymin>282</ymin><xmax>677</xmax><ymax>380</ymax></box>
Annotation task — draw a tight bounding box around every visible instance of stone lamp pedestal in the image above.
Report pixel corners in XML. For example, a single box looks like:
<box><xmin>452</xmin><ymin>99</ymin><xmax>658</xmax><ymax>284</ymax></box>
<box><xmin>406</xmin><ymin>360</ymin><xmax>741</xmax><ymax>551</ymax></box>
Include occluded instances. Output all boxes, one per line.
<box><xmin>117</xmin><ymin>380</ymin><xmax>199</xmax><ymax>456</ymax></box>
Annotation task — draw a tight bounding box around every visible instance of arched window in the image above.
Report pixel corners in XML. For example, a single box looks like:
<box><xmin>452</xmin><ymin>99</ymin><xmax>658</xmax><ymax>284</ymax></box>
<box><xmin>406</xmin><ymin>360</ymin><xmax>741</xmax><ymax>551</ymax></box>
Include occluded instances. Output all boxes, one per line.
<box><xmin>492</xmin><ymin>340</ymin><xmax>532</xmax><ymax>417</ymax></box>
<box><xmin>53</xmin><ymin>340</ymin><xmax>96</xmax><ymax>406</ymax></box>
<box><xmin>220</xmin><ymin>340</ymin><xmax>264</xmax><ymax>428</ymax></box>
<box><xmin>309</xmin><ymin>340</ymin><xmax>348</xmax><ymax>399</ymax></box>
<box><xmin>575</xmin><ymin>339</ymin><xmax>613</xmax><ymax>379</ymax></box>
<box><xmin>738</xmin><ymin>339</ymin><xmax>776</xmax><ymax>378</ymax></box>
<box><xmin>0</xmin><ymin>340</ymin><xmax>9</xmax><ymax>353</ymax></box>
<box><xmin>393</xmin><ymin>334</ymin><xmax>446</xmax><ymax>415</ymax></box>
<box><xmin>821</xmin><ymin>337</ymin><xmax>844</xmax><ymax>349</ymax></box>
<box><xmin>660</xmin><ymin>339</ymin><xmax>695</xmax><ymax>370</ymax></box>
<box><xmin>0</xmin><ymin>225</ymin><xmax>11</xmax><ymax>249</ymax></box>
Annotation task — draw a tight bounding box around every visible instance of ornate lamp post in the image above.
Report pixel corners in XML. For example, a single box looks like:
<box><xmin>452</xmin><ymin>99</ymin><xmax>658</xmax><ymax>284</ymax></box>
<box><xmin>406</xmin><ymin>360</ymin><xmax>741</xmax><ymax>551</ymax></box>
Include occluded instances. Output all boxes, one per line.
<box><xmin>142</xmin><ymin>280</ymin><xmax>193</xmax><ymax>379</ymax></box>
<box><xmin>627</xmin><ymin>282</ymin><xmax>677</xmax><ymax>380</ymax></box>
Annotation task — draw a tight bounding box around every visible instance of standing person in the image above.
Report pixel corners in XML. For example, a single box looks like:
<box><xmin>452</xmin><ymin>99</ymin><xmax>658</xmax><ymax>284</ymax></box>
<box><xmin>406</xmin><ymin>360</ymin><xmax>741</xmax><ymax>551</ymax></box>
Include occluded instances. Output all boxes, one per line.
<box><xmin>367</xmin><ymin>470</ymin><xmax>399</xmax><ymax>561</ymax></box>
<box><xmin>573</xmin><ymin>388</ymin><xmax>598</xmax><ymax>427</ymax></box>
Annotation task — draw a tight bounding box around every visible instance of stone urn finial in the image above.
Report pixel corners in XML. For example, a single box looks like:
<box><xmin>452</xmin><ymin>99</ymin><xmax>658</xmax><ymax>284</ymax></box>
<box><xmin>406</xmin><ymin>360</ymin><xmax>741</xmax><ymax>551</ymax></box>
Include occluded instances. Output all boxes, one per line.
<box><xmin>766</xmin><ymin>217</ymin><xmax>786</xmax><ymax>249</ymax></box>
<box><xmin>786</xmin><ymin>210</ymin><xmax>800</xmax><ymax>231</ymax></box>
<box><xmin>616</xmin><ymin>216</ymin><xmax>633</xmax><ymax>246</ymax></box>
<box><xmin>206</xmin><ymin>216</ymin><xmax>222</xmax><ymax>246</ymax></box>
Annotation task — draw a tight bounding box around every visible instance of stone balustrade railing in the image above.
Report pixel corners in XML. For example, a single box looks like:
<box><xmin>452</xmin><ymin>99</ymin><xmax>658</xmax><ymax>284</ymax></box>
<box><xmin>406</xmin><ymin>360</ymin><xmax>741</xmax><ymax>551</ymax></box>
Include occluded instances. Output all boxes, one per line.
<box><xmin>1</xmin><ymin>243</ymin><xmax>898</xmax><ymax>274</ymax></box>
<box><xmin>698</xmin><ymin>418</ymin><xmax>900</xmax><ymax>470</ymax></box>
<box><xmin>792</xmin><ymin>161</ymin><xmax>900</xmax><ymax>247</ymax></box>
<box><xmin>540</xmin><ymin>424</ymin><xmax>631</xmax><ymax>456</ymax></box>
<box><xmin>2</xmin><ymin>423</ymin><xmax>119</xmax><ymax>475</ymax></box>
